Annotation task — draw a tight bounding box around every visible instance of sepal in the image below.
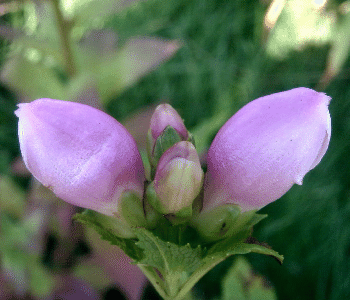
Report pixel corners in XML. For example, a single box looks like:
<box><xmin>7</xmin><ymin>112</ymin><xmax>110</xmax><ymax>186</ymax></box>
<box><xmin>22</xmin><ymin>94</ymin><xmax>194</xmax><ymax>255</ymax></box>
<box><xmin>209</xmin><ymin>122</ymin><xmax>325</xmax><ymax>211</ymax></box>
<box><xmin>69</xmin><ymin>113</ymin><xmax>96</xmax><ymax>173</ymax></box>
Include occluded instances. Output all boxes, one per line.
<box><xmin>117</xmin><ymin>191</ymin><xmax>147</xmax><ymax>228</ymax></box>
<box><xmin>149</xmin><ymin>125</ymin><xmax>182</xmax><ymax>172</ymax></box>
<box><xmin>145</xmin><ymin>182</ymin><xmax>163</xmax><ymax>214</ymax></box>
<box><xmin>191</xmin><ymin>205</ymin><xmax>267</xmax><ymax>242</ymax></box>
<box><xmin>143</xmin><ymin>193</ymin><xmax>163</xmax><ymax>229</ymax></box>
<box><xmin>74</xmin><ymin>210</ymin><xmax>136</xmax><ymax>240</ymax></box>
<box><xmin>191</xmin><ymin>204</ymin><xmax>241</xmax><ymax>242</ymax></box>
<box><xmin>165</xmin><ymin>204</ymin><xmax>193</xmax><ymax>226</ymax></box>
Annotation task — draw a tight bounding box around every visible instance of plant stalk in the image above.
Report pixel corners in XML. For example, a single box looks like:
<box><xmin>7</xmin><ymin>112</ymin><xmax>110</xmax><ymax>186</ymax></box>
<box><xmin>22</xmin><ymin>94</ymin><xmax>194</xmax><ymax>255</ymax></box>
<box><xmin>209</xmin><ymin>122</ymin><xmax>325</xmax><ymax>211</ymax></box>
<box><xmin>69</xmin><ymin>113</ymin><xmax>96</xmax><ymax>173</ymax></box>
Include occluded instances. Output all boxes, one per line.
<box><xmin>51</xmin><ymin>0</ymin><xmax>77</xmax><ymax>77</ymax></box>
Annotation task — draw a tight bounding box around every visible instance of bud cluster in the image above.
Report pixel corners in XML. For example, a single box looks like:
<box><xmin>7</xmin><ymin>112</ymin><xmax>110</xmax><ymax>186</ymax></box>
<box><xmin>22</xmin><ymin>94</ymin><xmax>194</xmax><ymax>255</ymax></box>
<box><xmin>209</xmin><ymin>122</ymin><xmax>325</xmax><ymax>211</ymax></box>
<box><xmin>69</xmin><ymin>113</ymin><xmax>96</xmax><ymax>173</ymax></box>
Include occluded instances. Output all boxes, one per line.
<box><xmin>146</xmin><ymin>104</ymin><xmax>203</xmax><ymax>217</ymax></box>
<box><xmin>15</xmin><ymin>88</ymin><xmax>331</xmax><ymax>240</ymax></box>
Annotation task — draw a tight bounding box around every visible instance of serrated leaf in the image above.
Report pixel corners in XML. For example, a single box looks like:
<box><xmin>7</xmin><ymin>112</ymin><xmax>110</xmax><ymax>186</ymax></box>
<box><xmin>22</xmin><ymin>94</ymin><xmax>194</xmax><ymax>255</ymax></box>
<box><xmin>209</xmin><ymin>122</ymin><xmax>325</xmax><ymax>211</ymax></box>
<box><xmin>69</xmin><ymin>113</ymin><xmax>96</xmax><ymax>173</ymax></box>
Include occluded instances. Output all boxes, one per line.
<box><xmin>74</xmin><ymin>211</ymin><xmax>143</xmax><ymax>260</ymax></box>
<box><xmin>134</xmin><ymin>228</ymin><xmax>203</xmax><ymax>274</ymax></box>
<box><xmin>175</xmin><ymin>238</ymin><xmax>283</xmax><ymax>300</ymax></box>
<box><xmin>207</xmin><ymin>236</ymin><xmax>283</xmax><ymax>264</ymax></box>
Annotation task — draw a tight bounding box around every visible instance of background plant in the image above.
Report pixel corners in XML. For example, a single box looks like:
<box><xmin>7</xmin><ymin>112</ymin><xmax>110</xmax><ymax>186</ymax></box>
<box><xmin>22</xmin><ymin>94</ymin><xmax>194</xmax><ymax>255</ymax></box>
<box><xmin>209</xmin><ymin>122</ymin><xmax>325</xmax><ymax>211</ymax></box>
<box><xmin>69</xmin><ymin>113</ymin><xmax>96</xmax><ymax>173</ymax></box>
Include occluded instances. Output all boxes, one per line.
<box><xmin>1</xmin><ymin>0</ymin><xmax>350</xmax><ymax>299</ymax></box>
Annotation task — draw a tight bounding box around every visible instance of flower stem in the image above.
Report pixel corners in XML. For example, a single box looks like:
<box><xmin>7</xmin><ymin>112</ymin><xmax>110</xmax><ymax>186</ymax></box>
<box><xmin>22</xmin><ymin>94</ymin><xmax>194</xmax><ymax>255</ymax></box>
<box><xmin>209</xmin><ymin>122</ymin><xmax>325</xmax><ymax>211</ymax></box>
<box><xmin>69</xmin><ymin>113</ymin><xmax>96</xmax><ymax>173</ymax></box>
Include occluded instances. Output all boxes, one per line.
<box><xmin>138</xmin><ymin>265</ymin><xmax>195</xmax><ymax>300</ymax></box>
<box><xmin>137</xmin><ymin>265</ymin><xmax>168</xmax><ymax>299</ymax></box>
<box><xmin>51</xmin><ymin>0</ymin><xmax>76</xmax><ymax>77</ymax></box>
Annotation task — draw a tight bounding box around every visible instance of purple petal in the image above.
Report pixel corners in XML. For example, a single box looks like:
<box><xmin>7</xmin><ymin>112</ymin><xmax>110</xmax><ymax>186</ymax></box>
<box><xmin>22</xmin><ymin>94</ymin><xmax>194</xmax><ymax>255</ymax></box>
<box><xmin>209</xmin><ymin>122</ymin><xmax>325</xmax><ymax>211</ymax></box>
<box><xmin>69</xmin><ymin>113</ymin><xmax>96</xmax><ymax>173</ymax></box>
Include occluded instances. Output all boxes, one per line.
<box><xmin>204</xmin><ymin>87</ymin><xmax>331</xmax><ymax>212</ymax></box>
<box><xmin>150</xmin><ymin>104</ymin><xmax>188</xmax><ymax>141</ymax></box>
<box><xmin>15</xmin><ymin>99</ymin><xmax>145</xmax><ymax>216</ymax></box>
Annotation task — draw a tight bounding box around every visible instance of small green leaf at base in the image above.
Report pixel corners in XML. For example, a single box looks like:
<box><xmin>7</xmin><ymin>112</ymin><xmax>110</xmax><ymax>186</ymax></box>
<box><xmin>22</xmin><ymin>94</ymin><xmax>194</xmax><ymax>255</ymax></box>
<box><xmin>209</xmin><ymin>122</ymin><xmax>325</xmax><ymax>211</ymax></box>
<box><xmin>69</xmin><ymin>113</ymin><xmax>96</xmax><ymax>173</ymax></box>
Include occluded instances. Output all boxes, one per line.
<box><xmin>134</xmin><ymin>228</ymin><xmax>203</xmax><ymax>274</ymax></box>
<box><xmin>73</xmin><ymin>210</ymin><xmax>142</xmax><ymax>261</ymax></box>
<box><xmin>75</xmin><ymin>210</ymin><xmax>283</xmax><ymax>300</ymax></box>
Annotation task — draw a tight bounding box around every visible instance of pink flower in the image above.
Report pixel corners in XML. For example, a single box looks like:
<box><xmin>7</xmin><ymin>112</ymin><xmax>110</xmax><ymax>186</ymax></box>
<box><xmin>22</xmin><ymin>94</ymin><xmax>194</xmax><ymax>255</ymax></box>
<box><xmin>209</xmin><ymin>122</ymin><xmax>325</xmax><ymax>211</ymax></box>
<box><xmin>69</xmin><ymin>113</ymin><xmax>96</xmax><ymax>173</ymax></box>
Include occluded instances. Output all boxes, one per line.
<box><xmin>15</xmin><ymin>99</ymin><xmax>145</xmax><ymax>216</ymax></box>
<box><xmin>153</xmin><ymin>141</ymin><xmax>203</xmax><ymax>213</ymax></box>
<box><xmin>147</xmin><ymin>103</ymin><xmax>189</xmax><ymax>167</ymax></box>
<box><xmin>203</xmin><ymin>87</ymin><xmax>331</xmax><ymax>212</ymax></box>
<box><xmin>149</xmin><ymin>104</ymin><xmax>188</xmax><ymax>142</ymax></box>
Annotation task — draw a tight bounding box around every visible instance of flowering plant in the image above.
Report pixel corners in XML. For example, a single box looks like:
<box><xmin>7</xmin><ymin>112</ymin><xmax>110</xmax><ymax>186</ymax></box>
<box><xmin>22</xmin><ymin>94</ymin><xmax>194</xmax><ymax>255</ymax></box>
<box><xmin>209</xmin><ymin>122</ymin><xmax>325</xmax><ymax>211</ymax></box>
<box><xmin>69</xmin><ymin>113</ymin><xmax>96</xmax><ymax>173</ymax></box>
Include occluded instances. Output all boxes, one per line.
<box><xmin>15</xmin><ymin>87</ymin><xmax>331</xmax><ymax>299</ymax></box>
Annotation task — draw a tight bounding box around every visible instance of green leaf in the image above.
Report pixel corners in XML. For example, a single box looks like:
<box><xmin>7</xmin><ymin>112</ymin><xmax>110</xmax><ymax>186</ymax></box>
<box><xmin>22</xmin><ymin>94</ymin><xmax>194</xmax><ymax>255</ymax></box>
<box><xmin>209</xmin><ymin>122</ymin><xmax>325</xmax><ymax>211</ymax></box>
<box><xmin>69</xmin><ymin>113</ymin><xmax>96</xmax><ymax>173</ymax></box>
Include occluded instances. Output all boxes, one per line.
<box><xmin>73</xmin><ymin>260</ymin><xmax>114</xmax><ymax>290</ymax></box>
<box><xmin>29</xmin><ymin>263</ymin><xmax>56</xmax><ymax>299</ymax></box>
<box><xmin>14</xmin><ymin>35</ymin><xmax>65</xmax><ymax>65</ymax></box>
<box><xmin>74</xmin><ymin>211</ymin><xmax>143</xmax><ymax>260</ymax></box>
<box><xmin>222</xmin><ymin>257</ymin><xmax>277</xmax><ymax>300</ymax></box>
<box><xmin>97</xmin><ymin>37</ymin><xmax>180</xmax><ymax>104</ymax></box>
<box><xmin>0</xmin><ymin>213</ymin><xmax>56</xmax><ymax>298</ymax></box>
<box><xmin>1</xmin><ymin>54</ymin><xmax>66</xmax><ymax>101</ymax></box>
<box><xmin>27</xmin><ymin>1</ymin><xmax>60</xmax><ymax>46</ymax></box>
<box><xmin>174</xmin><ymin>237</ymin><xmax>282</xmax><ymax>300</ymax></box>
<box><xmin>265</xmin><ymin>0</ymin><xmax>333</xmax><ymax>59</ymax></box>
<box><xmin>1</xmin><ymin>246</ymin><xmax>27</xmax><ymax>294</ymax></box>
<box><xmin>134</xmin><ymin>228</ymin><xmax>203</xmax><ymax>274</ymax></box>
<box><xmin>320</xmin><ymin>12</ymin><xmax>350</xmax><ymax>88</ymax></box>
<box><xmin>74</xmin><ymin>0</ymin><xmax>139</xmax><ymax>27</ymax></box>
<box><xmin>0</xmin><ymin>176</ymin><xmax>26</xmax><ymax>218</ymax></box>
<box><xmin>192</xmin><ymin>207</ymin><xmax>267</xmax><ymax>243</ymax></box>
<box><xmin>74</xmin><ymin>212</ymin><xmax>282</xmax><ymax>299</ymax></box>
<box><xmin>206</xmin><ymin>234</ymin><xmax>284</xmax><ymax>264</ymax></box>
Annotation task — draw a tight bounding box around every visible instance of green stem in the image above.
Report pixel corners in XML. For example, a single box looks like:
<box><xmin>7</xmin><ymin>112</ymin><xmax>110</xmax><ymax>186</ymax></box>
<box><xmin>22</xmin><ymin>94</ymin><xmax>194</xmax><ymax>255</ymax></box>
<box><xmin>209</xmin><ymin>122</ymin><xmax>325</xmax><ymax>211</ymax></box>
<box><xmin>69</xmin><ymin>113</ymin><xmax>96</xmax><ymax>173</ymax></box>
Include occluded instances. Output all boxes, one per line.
<box><xmin>137</xmin><ymin>265</ymin><xmax>168</xmax><ymax>299</ymax></box>
<box><xmin>174</xmin><ymin>257</ymin><xmax>226</xmax><ymax>300</ymax></box>
<box><xmin>138</xmin><ymin>265</ymin><xmax>194</xmax><ymax>300</ymax></box>
<box><xmin>51</xmin><ymin>0</ymin><xmax>77</xmax><ymax>77</ymax></box>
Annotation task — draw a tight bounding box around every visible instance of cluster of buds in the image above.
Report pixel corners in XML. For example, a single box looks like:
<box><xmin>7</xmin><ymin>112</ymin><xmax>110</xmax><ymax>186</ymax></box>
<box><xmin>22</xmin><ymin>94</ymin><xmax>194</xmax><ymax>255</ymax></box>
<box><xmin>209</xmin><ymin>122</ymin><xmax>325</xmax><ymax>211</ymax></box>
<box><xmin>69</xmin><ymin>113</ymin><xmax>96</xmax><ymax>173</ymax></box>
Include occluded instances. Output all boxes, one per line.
<box><xmin>15</xmin><ymin>88</ymin><xmax>331</xmax><ymax>239</ymax></box>
<box><xmin>146</xmin><ymin>104</ymin><xmax>203</xmax><ymax>216</ymax></box>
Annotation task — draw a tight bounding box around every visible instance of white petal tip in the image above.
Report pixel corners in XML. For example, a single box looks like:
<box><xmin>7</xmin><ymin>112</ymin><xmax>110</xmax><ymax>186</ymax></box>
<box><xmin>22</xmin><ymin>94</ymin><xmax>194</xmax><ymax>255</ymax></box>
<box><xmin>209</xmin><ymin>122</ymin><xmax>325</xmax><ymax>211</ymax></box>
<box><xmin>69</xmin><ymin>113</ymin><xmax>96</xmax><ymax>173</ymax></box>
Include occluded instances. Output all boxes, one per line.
<box><xmin>294</xmin><ymin>177</ymin><xmax>303</xmax><ymax>185</ymax></box>
<box><xmin>320</xmin><ymin>93</ymin><xmax>332</xmax><ymax>105</ymax></box>
<box><xmin>14</xmin><ymin>103</ymin><xmax>31</xmax><ymax>117</ymax></box>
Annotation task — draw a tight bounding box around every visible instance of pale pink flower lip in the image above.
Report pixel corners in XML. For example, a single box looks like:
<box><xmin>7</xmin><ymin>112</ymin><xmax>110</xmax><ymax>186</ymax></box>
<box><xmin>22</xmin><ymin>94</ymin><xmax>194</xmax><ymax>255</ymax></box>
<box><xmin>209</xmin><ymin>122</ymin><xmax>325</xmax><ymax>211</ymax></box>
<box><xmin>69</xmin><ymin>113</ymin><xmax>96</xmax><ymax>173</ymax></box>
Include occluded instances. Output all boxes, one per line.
<box><xmin>15</xmin><ymin>99</ymin><xmax>145</xmax><ymax>216</ymax></box>
<box><xmin>203</xmin><ymin>87</ymin><xmax>331</xmax><ymax>212</ymax></box>
<box><xmin>154</xmin><ymin>141</ymin><xmax>203</xmax><ymax>213</ymax></box>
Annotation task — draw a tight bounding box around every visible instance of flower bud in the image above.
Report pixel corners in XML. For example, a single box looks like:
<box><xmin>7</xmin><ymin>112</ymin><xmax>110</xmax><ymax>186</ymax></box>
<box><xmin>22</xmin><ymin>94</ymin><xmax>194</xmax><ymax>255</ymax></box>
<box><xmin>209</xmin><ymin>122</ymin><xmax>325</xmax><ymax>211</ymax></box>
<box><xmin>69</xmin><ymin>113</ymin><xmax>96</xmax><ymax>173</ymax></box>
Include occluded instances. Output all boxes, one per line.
<box><xmin>15</xmin><ymin>99</ymin><xmax>145</xmax><ymax>216</ymax></box>
<box><xmin>147</xmin><ymin>104</ymin><xmax>189</xmax><ymax>167</ymax></box>
<box><xmin>152</xmin><ymin>141</ymin><xmax>203</xmax><ymax>214</ymax></box>
<box><xmin>150</xmin><ymin>104</ymin><xmax>188</xmax><ymax>142</ymax></box>
<box><xmin>203</xmin><ymin>87</ymin><xmax>331</xmax><ymax>212</ymax></box>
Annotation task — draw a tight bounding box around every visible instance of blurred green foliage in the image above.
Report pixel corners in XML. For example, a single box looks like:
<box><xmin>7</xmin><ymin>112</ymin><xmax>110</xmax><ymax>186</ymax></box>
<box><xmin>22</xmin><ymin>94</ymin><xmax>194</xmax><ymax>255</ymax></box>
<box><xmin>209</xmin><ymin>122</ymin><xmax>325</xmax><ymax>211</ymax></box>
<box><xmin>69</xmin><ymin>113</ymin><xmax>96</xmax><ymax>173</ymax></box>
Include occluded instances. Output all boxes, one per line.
<box><xmin>0</xmin><ymin>86</ymin><xmax>18</xmax><ymax>175</ymax></box>
<box><xmin>1</xmin><ymin>0</ymin><xmax>350</xmax><ymax>299</ymax></box>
